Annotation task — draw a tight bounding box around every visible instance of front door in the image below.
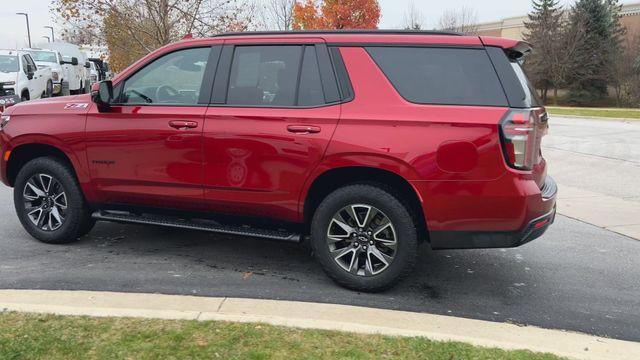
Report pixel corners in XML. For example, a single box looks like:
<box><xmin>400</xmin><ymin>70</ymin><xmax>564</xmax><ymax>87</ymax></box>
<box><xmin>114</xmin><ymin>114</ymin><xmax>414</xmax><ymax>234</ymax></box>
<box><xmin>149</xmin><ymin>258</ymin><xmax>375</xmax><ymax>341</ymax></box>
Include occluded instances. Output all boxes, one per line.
<box><xmin>85</xmin><ymin>46</ymin><xmax>216</xmax><ymax>209</ymax></box>
<box><xmin>202</xmin><ymin>43</ymin><xmax>342</xmax><ymax>221</ymax></box>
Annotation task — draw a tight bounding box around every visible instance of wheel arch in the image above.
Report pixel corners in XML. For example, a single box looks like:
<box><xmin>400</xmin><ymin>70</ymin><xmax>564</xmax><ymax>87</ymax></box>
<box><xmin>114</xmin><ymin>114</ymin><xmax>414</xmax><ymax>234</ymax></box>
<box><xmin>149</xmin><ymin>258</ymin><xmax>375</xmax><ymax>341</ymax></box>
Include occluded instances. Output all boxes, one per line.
<box><xmin>302</xmin><ymin>166</ymin><xmax>429</xmax><ymax>242</ymax></box>
<box><xmin>6</xmin><ymin>143</ymin><xmax>78</xmax><ymax>187</ymax></box>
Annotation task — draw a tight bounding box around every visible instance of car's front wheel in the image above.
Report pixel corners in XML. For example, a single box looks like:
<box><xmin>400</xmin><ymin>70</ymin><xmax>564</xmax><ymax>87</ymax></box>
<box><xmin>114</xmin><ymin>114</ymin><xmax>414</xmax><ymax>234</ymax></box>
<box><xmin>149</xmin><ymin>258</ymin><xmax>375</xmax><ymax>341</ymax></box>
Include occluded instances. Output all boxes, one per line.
<box><xmin>311</xmin><ymin>184</ymin><xmax>418</xmax><ymax>292</ymax></box>
<box><xmin>14</xmin><ymin>157</ymin><xmax>95</xmax><ymax>244</ymax></box>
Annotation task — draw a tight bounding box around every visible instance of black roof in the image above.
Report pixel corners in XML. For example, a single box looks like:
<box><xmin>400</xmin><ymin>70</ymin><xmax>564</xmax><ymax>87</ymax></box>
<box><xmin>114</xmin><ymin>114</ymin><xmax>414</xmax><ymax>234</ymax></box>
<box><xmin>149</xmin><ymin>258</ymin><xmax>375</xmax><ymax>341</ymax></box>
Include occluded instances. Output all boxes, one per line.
<box><xmin>213</xmin><ymin>29</ymin><xmax>463</xmax><ymax>37</ymax></box>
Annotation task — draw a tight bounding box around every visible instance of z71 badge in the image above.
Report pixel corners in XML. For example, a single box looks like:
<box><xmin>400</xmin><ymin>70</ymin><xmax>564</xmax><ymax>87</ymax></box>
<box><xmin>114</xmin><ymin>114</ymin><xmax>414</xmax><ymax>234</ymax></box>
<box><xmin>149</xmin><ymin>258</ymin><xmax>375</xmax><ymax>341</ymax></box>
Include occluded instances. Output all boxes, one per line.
<box><xmin>64</xmin><ymin>103</ymin><xmax>90</xmax><ymax>110</ymax></box>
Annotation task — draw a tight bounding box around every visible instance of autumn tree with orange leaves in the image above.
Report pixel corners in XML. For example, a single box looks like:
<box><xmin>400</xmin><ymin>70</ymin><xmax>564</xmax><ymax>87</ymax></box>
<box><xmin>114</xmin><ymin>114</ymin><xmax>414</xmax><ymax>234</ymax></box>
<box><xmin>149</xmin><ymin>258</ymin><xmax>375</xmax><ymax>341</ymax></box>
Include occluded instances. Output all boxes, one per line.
<box><xmin>292</xmin><ymin>0</ymin><xmax>381</xmax><ymax>30</ymax></box>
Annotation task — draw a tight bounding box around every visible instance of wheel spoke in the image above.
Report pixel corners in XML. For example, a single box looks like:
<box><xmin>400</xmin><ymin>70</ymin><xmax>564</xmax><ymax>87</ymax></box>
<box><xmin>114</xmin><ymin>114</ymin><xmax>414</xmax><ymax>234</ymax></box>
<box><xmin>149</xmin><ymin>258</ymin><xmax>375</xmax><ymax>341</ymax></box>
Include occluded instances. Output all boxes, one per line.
<box><xmin>39</xmin><ymin>174</ymin><xmax>52</xmax><ymax>194</ymax></box>
<box><xmin>373</xmin><ymin>222</ymin><xmax>396</xmax><ymax>244</ymax></box>
<box><xmin>27</xmin><ymin>207</ymin><xmax>44</xmax><ymax>227</ymax></box>
<box><xmin>25</xmin><ymin>181</ymin><xmax>45</xmax><ymax>198</ymax></box>
<box><xmin>330</xmin><ymin>217</ymin><xmax>355</xmax><ymax>235</ymax></box>
<box><xmin>349</xmin><ymin>248</ymin><xmax>363</xmax><ymax>275</ymax></box>
<box><xmin>50</xmin><ymin>206</ymin><xmax>63</xmax><ymax>225</ymax></box>
<box><xmin>53</xmin><ymin>193</ymin><xmax>67</xmax><ymax>209</ymax></box>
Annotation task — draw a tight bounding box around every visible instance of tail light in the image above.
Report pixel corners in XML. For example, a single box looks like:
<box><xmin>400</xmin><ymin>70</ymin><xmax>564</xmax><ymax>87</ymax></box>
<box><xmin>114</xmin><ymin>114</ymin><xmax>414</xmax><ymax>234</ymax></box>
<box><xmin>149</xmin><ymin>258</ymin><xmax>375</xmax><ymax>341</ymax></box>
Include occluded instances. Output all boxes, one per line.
<box><xmin>500</xmin><ymin>109</ymin><xmax>547</xmax><ymax>170</ymax></box>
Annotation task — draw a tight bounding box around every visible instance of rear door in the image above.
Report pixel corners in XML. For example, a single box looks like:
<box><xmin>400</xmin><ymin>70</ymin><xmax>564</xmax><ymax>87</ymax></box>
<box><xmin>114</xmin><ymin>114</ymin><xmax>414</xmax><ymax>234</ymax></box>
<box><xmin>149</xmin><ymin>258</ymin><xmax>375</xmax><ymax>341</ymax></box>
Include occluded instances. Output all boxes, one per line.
<box><xmin>202</xmin><ymin>39</ymin><xmax>342</xmax><ymax>221</ymax></box>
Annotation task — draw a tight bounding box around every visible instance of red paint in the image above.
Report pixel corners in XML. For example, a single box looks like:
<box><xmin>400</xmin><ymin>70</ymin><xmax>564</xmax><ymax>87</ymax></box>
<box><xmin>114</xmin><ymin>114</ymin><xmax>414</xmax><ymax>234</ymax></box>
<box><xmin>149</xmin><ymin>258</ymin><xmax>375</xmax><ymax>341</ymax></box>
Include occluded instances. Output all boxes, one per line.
<box><xmin>0</xmin><ymin>32</ymin><xmax>556</xmax><ymax>238</ymax></box>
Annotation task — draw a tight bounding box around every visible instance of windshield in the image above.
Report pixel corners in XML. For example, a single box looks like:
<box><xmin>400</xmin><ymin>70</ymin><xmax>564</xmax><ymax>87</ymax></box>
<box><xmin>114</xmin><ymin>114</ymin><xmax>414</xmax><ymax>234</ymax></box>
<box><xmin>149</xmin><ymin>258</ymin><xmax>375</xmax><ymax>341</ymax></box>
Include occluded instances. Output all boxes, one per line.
<box><xmin>0</xmin><ymin>55</ymin><xmax>19</xmax><ymax>73</ymax></box>
<box><xmin>27</xmin><ymin>51</ymin><xmax>57</xmax><ymax>63</ymax></box>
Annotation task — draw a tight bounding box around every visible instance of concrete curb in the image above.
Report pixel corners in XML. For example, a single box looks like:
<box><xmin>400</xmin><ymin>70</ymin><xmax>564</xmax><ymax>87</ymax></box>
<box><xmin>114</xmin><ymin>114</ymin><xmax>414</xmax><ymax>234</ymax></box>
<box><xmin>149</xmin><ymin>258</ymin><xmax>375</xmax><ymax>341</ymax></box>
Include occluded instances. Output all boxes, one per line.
<box><xmin>1</xmin><ymin>290</ymin><xmax>639</xmax><ymax>360</ymax></box>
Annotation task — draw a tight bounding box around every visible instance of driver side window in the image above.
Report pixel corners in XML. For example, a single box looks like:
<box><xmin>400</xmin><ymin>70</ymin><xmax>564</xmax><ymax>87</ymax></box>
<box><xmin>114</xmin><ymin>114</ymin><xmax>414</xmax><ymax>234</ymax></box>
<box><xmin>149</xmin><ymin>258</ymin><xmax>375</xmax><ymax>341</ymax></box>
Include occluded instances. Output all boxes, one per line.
<box><xmin>119</xmin><ymin>47</ymin><xmax>210</xmax><ymax>105</ymax></box>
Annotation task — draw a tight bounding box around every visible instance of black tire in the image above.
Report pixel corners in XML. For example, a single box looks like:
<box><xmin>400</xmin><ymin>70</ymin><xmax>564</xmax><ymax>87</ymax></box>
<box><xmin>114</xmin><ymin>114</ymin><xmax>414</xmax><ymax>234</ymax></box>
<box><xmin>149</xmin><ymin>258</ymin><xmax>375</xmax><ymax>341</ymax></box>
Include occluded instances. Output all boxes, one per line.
<box><xmin>20</xmin><ymin>91</ymin><xmax>29</xmax><ymax>102</ymax></box>
<box><xmin>310</xmin><ymin>184</ymin><xmax>418</xmax><ymax>292</ymax></box>
<box><xmin>14</xmin><ymin>157</ymin><xmax>94</xmax><ymax>244</ymax></box>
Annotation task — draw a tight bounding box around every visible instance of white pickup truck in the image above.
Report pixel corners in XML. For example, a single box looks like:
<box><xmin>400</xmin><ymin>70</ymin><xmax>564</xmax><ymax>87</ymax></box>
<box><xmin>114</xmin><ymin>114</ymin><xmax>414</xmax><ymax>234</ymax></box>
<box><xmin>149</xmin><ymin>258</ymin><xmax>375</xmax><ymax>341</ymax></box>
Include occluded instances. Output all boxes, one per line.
<box><xmin>24</xmin><ymin>49</ymin><xmax>71</xmax><ymax>96</ymax></box>
<box><xmin>0</xmin><ymin>49</ymin><xmax>52</xmax><ymax>102</ymax></box>
<box><xmin>38</xmin><ymin>42</ymin><xmax>89</xmax><ymax>95</ymax></box>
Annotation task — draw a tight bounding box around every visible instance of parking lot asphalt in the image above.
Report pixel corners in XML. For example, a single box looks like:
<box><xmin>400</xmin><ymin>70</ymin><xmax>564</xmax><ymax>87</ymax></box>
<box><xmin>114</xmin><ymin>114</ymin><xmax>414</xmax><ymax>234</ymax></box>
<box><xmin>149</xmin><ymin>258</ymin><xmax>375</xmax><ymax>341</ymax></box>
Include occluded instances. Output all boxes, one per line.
<box><xmin>1</xmin><ymin>183</ymin><xmax>639</xmax><ymax>342</ymax></box>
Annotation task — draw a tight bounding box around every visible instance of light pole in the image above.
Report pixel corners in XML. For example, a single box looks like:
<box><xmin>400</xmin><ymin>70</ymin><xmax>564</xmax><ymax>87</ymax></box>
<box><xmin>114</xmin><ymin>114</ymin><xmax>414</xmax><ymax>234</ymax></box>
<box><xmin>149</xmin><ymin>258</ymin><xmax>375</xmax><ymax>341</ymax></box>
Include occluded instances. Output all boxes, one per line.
<box><xmin>16</xmin><ymin>12</ymin><xmax>31</xmax><ymax>48</ymax></box>
<box><xmin>42</xmin><ymin>36</ymin><xmax>50</xmax><ymax>43</ymax></box>
<box><xmin>44</xmin><ymin>26</ymin><xmax>54</xmax><ymax>42</ymax></box>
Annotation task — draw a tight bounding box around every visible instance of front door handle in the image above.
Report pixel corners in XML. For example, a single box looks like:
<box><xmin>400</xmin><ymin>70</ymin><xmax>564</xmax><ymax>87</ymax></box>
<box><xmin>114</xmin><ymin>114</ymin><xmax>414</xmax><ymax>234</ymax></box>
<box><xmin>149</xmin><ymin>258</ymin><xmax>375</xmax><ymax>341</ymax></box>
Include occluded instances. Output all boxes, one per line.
<box><xmin>287</xmin><ymin>125</ymin><xmax>321</xmax><ymax>134</ymax></box>
<box><xmin>169</xmin><ymin>120</ymin><xmax>198</xmax><ymax>130</ymax></box>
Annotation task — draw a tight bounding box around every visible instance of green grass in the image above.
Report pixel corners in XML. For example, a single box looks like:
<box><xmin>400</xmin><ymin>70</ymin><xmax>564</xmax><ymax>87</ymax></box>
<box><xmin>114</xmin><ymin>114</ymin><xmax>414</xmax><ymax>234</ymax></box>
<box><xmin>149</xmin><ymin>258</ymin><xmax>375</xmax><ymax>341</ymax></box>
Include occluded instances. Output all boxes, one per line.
<box><xmin>546</xmin><ymin>106</ymin><xmax>640</xmax><ymax>119</ymax></box>
<box><xmin>0</xmin><ymin>312</ymin><xmax>564</xmax><ymax>360</ymax></box>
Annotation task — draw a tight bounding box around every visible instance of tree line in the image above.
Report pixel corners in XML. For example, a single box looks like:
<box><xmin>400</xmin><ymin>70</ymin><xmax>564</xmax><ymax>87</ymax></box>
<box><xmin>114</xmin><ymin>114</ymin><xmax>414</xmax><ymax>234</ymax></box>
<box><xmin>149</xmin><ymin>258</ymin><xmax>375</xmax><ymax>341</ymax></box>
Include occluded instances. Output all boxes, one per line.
<box><xmin>524</xmin><ymin>0</ymin><xmax>639</xmax><ymax>107</ymax></box>
<box><xmin>53</xmin><ymin>0</ymin><xmax>639</xmax><ymax>108</ymax></box>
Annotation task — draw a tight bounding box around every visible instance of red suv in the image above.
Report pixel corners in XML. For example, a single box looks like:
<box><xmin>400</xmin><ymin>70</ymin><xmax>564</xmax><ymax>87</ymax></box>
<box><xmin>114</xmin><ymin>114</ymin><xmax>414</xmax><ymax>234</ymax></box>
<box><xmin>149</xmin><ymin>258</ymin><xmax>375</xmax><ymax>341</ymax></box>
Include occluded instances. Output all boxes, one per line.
<box><xmin>0</xmin><ymin>31</ymin><xmax>556</xmax><ymax>291</ymax></box>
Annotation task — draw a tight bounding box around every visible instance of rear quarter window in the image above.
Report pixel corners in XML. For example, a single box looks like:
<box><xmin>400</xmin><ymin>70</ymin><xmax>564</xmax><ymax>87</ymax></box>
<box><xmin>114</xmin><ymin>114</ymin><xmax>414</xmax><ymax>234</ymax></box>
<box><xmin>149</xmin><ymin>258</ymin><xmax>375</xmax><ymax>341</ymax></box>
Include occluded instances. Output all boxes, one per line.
<box><xmin>366</xmin><ymin>47</ymin><xmax>508</xmax><ymax>107</ymax></box>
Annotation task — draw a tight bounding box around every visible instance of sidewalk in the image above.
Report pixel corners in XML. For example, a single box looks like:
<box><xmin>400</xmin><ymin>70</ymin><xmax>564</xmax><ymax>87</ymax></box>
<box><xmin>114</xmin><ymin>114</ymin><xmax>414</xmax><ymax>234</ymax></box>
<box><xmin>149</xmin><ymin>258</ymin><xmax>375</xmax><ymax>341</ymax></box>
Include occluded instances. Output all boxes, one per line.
<box><xmin>557</xmin><ymin>183</ymin><xmax>640</xmax><ymax>240</ymax></box>
<box><xmin>1</xmin><ymin>290</ymin><xmax>639</xmax><ymax>360</ymax></box>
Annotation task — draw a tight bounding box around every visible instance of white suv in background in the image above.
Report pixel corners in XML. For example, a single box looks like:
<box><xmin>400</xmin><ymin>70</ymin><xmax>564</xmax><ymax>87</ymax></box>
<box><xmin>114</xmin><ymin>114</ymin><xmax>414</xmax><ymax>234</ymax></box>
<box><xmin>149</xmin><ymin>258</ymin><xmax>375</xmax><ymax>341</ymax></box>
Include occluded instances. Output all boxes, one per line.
<box><xmin>0</xmin><ymin>49</ymin><xmax>52</xmax><ymax>101</ymax></box>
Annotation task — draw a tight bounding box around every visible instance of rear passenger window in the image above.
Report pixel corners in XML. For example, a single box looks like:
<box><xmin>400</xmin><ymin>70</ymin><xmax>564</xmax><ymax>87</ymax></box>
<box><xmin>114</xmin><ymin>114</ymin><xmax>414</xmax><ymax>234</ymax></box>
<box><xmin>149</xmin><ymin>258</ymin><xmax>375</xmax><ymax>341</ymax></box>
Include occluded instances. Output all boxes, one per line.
<box><xmin>226</xmin><ymin>45</ymin><xmax>326</xmax><ymax>107</ymax></box>
<box><xmin>366</xmin><ymin>47</ymin><xmax>508</xmax><ymax>107</ymax></box>
<box><xmin>227</xmin><ymin>46</ymin><xmax>302</xmax><ymax>106</ymax></box>
<box><xmin>298</xmin><ymin>46</ymin><xmax>325</xmax><ymax>106</ymax></box>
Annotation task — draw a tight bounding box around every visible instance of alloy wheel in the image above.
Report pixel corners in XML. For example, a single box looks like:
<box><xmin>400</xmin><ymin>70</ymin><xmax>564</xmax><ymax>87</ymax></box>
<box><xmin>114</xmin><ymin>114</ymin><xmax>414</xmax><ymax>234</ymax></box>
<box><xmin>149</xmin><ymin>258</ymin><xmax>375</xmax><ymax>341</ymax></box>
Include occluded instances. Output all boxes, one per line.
<box><xmin>326</xmin><ymin>204</ymin><xmax>397</xmax><ymax>276</ymax></box>
<box><xmin>22</xmin><ymin>173</ymin><xmax>68</xmax><ymax>231</ymax></box>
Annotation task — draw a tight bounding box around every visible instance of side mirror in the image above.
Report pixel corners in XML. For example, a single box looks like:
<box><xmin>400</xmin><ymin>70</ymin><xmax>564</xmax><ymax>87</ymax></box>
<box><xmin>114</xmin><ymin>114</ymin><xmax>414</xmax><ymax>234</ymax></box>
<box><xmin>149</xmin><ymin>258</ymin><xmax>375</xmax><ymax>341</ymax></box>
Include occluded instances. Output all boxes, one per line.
<box><xmin>85</xmin><ymin>61</ymin><xmax>91</xmax><ymax>69</ymax></box>
<box><xmin>92</xmin><ymin>80</ymin><xmax>113</xmax><ymax>113</ymax></box>
<box><xmin>26</xmin><ymin>64</ymin><xmax>35</xmax><ymax>80</ymax></box>
<box><xmin>71</xmin><ymin>57</ymin><xmax>79</xmax><ymax>66</ymax></box>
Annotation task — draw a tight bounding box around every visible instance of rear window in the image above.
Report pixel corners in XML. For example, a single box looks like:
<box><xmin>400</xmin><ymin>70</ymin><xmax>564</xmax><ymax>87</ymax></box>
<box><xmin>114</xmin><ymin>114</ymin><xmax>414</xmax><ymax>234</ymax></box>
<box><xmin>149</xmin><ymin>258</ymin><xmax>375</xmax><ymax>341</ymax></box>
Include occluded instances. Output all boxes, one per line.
<box><xmin>510</xmin><ymin>60</ymin><xmax>542</xmax><ymax>107</ymax></box>
<box><xmin>366</xmin><ymin>47</ymin><xmax>508</xmax><ymax>107</ymax></box>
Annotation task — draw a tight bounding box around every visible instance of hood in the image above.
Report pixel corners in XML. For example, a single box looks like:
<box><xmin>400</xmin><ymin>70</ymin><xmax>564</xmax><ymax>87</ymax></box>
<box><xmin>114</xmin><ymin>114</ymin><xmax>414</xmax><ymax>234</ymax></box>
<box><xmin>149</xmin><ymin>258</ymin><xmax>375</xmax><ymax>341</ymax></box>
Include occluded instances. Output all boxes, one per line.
<box><xmin>0</xmin><ymin>72</ymin><xmax>17</xmax><ymax>85</ymax></box>
<box><xmin>8</xmin><ymin>94</ymin><xmax>93</xmax><ymax>116</ymax></box>
<box><xmin>34</xmin><ymin>61</ymin><xmax>61</xmax><ymax>71</ymax></box>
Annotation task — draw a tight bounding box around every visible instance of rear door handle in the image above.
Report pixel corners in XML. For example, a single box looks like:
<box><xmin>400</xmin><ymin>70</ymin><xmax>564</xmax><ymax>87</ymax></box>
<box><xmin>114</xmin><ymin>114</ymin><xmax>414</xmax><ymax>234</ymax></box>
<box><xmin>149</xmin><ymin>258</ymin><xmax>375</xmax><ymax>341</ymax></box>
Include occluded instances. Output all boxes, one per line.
<box><xmin>287</xmin><ymin>125</ymin><xmax>321</xmax><ymax>134</ymax></box>
<box><xmin>169</xmin><ymin>120</ymin><xmax>198</xmax><ymax>130</ymax></box>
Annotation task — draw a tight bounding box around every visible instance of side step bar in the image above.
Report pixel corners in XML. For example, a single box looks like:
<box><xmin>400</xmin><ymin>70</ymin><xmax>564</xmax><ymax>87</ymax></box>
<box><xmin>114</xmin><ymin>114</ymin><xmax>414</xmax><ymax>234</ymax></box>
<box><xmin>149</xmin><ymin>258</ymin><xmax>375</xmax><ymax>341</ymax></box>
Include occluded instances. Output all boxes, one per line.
<box><xmin>91</xmin><ymin>211</ymin><xmax>302</xmax><ymax>243</ymax></box>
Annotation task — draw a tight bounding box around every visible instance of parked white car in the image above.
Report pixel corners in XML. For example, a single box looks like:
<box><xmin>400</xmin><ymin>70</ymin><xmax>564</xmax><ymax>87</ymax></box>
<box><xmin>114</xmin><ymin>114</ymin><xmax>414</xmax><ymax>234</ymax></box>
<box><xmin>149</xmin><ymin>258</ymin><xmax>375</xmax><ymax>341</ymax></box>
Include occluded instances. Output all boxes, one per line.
<box><xmin>0</xmin><ymin>49</ymin><xmax>53</xmax><ymax>101</ymax></box>
<box><xmin>24</xmin><ymin>48</ymin><xmax>68</xmax><ymax>96</ymax></box>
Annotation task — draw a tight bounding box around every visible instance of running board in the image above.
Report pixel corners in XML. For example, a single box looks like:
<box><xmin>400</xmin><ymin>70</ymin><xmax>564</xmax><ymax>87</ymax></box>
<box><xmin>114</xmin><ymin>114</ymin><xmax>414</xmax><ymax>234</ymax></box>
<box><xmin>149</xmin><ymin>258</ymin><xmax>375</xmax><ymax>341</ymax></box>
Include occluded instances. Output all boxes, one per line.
<box><xmin>91</xmin><ymin>211</ymin><xmax>301</xmax><ymax>243</ymax></box>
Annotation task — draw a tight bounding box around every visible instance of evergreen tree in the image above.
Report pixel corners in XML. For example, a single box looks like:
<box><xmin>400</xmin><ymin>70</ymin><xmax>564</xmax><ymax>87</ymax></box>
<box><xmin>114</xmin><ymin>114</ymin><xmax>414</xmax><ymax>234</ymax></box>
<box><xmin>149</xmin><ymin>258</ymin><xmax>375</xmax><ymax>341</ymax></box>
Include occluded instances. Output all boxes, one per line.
<box><xmin>566</xmin><ymin>0</ymin><xmax>626</xmax><ymax>105</ymax></box>
<box><xmin>523</xmin><ymin>0</ymin><xmax>564</xmax><ymax>103</ymax></box>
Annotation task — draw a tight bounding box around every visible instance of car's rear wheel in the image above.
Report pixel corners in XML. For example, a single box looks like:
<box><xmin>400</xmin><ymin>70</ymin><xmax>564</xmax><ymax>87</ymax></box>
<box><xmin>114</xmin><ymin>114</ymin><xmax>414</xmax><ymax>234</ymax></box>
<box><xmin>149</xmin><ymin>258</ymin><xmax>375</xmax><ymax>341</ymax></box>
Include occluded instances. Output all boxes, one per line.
<box><xmin>311</xmin><ymin>184</ymin><xmax>418</xmax><ymax>292</ymax></box>
<box><xmin>14</xmin><ymin>157</ymin><xmax>95</xmax><ymax>244</ymax></box>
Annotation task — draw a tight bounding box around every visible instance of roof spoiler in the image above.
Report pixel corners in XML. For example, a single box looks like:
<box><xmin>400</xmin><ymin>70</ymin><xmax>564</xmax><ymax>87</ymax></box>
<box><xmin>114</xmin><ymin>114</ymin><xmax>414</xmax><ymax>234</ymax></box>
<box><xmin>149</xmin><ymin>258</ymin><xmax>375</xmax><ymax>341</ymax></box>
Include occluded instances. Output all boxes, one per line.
<box><xmin>480</xmin><ymin>36</ymin><xmax>533</xmax><ymax>60</ymax></box>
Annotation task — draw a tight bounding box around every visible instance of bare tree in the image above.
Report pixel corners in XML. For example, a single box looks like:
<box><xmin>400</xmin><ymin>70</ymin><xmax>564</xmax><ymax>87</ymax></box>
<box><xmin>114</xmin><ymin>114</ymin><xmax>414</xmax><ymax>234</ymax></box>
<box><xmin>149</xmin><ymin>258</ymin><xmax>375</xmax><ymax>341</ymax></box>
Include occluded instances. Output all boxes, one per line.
<box><xmin>438</xmin><ymin>6</ymin><xmax>479</xmax><ymax>34</ymax></box>
<box><xmin>260</xmin><ymin>0</ymin><xmax>296</xmax><ymax>30</ymax></box>
<box><xmin>53</xmin><ymin>0</ymin><xmax>255</xmax><ymax>71</ymax></box>
<box><xmin>402</xmin><ymin>2</ymin><xmax>424</xmax><ymax>30</ymax></box>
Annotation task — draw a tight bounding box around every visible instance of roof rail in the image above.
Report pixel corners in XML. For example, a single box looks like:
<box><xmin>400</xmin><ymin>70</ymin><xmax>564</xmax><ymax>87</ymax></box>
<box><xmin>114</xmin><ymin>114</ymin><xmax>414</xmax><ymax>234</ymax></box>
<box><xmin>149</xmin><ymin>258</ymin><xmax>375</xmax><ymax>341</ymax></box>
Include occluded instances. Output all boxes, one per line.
<box><xmin>212</xmin><ymin>29</ymin><xmax>464</xmax><ymax>38</ymax></box>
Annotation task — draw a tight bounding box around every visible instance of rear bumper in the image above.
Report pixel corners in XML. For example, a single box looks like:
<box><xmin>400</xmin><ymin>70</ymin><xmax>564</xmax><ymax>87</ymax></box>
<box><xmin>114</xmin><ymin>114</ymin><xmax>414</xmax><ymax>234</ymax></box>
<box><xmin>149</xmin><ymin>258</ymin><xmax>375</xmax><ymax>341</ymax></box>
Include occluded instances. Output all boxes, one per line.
<box><xmin>417</xmin><ymin>175</ymin><xmax>558</xmax><ymax>249</ymax></box>
<box><xmin>429</xmin><ymin>205</ymin><xmax>556</xmax><ymax>249</ymax></box>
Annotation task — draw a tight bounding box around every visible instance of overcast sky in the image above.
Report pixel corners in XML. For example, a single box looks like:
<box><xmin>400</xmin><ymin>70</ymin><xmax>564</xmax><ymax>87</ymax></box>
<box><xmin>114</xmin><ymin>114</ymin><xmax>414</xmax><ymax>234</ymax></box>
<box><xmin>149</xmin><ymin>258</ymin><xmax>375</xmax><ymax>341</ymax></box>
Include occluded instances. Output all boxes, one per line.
<box><xmin>0</xmin><ymin>0</ymin><xmax>636</xmax><ymax>48</ymax></box>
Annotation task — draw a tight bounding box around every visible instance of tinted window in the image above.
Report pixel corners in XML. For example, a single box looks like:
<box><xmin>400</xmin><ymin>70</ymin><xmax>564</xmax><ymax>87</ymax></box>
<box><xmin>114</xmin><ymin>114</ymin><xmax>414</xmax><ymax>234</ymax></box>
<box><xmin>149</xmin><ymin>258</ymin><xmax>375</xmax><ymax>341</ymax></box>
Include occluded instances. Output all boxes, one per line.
<box><xmin>298</xmin><ymin>46</ymin><xmax>325</xmax><ymax>106</ymax></box>
<box><xmin>120</xmin><ymin>47</ymin><xmax>210</xmax><ymax>105</ymax></box>
<box><xmin>367</xmin><ymin>47</ymin><xmax>508</xmax><ymax>107</ymax></box>
<box><xmin>511</xmin><ymin>61</ymin><xmax>542</xmax><ymax>107</ymax></box>
<box><xmin>227</xmin><ymin>46</ymin><xmax>302</xmax><ymax>106</ymax></box>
